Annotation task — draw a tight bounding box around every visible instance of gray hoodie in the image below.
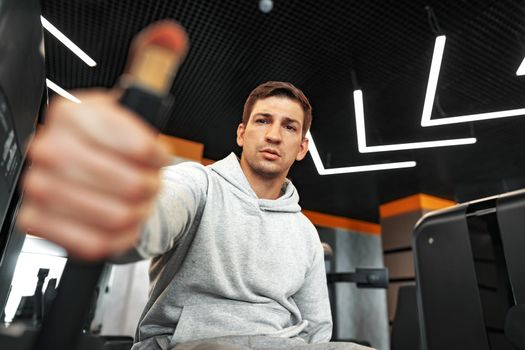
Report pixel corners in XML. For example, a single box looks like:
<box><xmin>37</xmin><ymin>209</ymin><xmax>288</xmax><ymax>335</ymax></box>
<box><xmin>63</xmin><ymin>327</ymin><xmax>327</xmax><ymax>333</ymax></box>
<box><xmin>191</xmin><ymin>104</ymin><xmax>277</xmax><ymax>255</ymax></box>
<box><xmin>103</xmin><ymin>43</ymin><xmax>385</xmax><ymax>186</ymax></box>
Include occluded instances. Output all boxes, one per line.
<box><xmin>129</xmin><ymin>153</ymin><xmax>332</xmax><ymax>349</ymax></box>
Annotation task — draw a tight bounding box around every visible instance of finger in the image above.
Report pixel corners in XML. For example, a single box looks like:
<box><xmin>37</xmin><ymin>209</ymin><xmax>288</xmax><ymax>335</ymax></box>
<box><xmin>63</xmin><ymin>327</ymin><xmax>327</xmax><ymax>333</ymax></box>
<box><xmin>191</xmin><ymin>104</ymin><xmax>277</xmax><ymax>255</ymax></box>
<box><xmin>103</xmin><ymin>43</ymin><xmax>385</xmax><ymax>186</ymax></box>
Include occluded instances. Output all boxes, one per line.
<box><xmin>22</xmin><ymin>166</ymin><xmax>154</xmax><ymax>232</ymax></box>
<box><xmin>17</xmin><ymin>199</ymin><xmax>141</xmax><ymax>261</ymax></box>
<box><xmin>29</xmin><ymin>128</ymin><xmax>162</xmax><ymax>202</ymax></box>
<box><xmin>46</xmin><ymin>91</ymin><xmax>171</xmax><ymax>168</ymax></box>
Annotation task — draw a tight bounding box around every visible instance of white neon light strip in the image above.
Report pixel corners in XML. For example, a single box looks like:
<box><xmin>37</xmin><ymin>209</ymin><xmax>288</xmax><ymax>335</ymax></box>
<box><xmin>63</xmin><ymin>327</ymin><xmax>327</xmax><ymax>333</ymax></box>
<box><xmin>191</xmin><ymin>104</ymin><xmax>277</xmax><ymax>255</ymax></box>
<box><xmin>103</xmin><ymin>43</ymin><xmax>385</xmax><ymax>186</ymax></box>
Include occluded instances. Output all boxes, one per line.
<box><xmin>421</xmin><ymin>36</ymin><xmax>525</xmax><ymax>126</ymax></box>
<box><xmin>420</xmin><ymin>35</ymin><xmax>447</xmax><ymax>127</ymax></box>
<box><xmin>516</xmin><ymin>57</ymin><xmax>525</xmax><ymax>76</ymax></box>
<box><xmin>306</xmin><ymin>131</ymin><xmax>416</xmax><ymax>175</ymax></box>
<box><xmin>46</xmin><ymin>79</ymin><xmax>81</xmax><ymax>104</ymax></box>
<box><xmin>353</xmin><ymin>90</ymin><xmax>476</xmax><ymax>153</ymax></box>
<box><xmin>422</xmin><ymin>108</ymin><xmax>525</xmax><ymax>126</ymax></box>
<box><xmin>41</xmin><ymin>16</ymin><xmax>97</xmax><ymax>67</ymax></box>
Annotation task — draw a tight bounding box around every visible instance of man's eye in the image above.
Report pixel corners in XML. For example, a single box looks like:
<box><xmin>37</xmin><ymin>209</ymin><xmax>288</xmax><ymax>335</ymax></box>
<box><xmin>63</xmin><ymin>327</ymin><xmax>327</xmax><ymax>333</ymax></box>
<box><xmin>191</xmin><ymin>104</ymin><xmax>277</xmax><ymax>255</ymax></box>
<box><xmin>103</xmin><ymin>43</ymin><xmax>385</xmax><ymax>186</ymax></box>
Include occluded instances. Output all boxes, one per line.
<box><xmin>256</xmin><ymin>119</ymin><xmax>268</xmax><ymax>124</ymax></box>
<box><xmin>285</xmin><ymin>125</ymin><xmax>297</xmax><ymax>131</ymax></box>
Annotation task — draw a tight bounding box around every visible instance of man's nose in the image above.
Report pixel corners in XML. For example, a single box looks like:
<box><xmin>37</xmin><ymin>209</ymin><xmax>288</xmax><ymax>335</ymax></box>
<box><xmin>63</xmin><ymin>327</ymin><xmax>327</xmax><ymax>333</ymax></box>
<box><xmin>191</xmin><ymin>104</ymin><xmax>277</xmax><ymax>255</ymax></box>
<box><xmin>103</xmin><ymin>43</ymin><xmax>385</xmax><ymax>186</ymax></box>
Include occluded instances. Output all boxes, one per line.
<box><xmin>265</xmin><ymin>124</ymin><xmax>282</xmax><ymax>143</ymax></box>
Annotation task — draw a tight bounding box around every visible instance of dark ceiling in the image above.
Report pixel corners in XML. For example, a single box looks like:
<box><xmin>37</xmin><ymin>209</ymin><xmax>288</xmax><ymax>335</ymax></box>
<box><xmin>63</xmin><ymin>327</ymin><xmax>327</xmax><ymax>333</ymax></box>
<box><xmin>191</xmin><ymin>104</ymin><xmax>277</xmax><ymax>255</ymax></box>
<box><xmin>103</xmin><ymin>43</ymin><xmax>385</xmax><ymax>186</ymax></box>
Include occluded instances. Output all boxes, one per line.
<box><xmin>41</xmin><ymin>0</ymin><xmax>525</xmax><ymax>223</ymax></box>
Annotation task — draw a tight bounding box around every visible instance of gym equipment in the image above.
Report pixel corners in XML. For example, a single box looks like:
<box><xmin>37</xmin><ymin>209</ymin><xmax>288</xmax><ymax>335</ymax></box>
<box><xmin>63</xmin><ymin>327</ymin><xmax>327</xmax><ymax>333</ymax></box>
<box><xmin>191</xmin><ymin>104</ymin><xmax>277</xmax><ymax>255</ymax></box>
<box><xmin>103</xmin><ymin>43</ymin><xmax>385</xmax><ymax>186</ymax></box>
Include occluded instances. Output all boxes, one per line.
<box><xmin>0</xmin><ymin>0</ymin><xmax>45</xmax><ymax>316</ymax></box>
<box><xmin>390</xmin><ymin>285</ymin><xmax>419</xmax><ymax>350</ymax></box>
<box><xmin>414</xmin><ymin>188</ymin><xmax>525</xmax><ymax>350</ymax></box>
<box><xmin>323</xmin><ymin>242</ymin><xmax>388</xmax><ymax>346</ymax></box>
<box><xmin>327</xmin><ymin>268</ymin><xmax>389</xmax><ymax>289</ymax></box>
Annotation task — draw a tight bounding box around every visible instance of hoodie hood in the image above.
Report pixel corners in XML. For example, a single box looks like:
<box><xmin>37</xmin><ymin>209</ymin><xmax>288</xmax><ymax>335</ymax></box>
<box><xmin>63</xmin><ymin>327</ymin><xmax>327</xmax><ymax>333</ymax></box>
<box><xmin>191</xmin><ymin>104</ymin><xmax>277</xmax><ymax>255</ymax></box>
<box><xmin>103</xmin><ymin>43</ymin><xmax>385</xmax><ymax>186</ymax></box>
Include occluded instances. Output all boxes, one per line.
<box><xmin>209</xmin><ymin>152</ymin><xmax>301</xmax><ymax>213</ymax></box>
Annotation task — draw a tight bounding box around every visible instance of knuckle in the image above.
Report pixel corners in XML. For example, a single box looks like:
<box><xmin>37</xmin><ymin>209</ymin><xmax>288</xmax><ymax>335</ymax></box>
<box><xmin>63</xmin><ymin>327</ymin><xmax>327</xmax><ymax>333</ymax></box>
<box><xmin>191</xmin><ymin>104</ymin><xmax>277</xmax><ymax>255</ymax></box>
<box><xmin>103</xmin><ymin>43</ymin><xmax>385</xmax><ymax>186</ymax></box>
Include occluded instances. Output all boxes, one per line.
<box><xmin>30</xmin><ymin>133</ymin><xmax>65</xmax><ymax>166</ymax></box>
<box><xmin>135</xmin><ymin>140</ymin><xmax>158</xmax><ymax>162</ymax></box>
<box><xmin>110</xmin><ymin>206</ymin><xmax>139</xmax><ymax>231</ymax></box>
<box><xmin>22</xmin><ymin>172</ymin><xmax>47</xmax><ymax>202</ymax></box>
<box><xmin>126</xmin><ymin>173</ymin><xmax>158</xmax><ymax>201</ymax></box>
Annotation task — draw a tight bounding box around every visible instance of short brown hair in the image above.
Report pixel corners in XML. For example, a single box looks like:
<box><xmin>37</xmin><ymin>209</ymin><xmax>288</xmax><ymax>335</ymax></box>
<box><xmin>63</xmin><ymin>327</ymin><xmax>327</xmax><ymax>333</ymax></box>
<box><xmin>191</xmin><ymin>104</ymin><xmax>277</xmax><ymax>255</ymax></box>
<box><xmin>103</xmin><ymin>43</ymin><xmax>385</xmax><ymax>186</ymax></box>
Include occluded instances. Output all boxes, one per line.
<box><xmin>242</xmin><ymin>81</ymin><xmax>312</xmax><ymax>137</ymax></box>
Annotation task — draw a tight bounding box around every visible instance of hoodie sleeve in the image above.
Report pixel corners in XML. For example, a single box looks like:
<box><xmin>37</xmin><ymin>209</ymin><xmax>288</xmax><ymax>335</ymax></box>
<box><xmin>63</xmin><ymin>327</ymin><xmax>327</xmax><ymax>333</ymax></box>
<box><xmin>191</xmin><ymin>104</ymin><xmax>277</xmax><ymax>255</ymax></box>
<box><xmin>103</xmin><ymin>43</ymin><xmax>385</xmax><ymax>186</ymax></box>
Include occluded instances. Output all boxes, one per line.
<box><xmin>294</xmin><ymin>237</ymin><xmax>333</xmax><ymax>343</ymax></box>
<box><xmin>113</xmin><ymin>162</ymin><xmax>209</xmax><ymax>262</ymax></box>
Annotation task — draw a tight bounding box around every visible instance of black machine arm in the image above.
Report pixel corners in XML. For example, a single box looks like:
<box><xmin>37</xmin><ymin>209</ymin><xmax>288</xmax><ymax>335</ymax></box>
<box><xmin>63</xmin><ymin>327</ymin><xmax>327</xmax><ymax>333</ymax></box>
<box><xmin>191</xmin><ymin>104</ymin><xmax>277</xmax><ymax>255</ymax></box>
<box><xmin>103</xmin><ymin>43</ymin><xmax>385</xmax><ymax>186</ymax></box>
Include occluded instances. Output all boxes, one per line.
<box><xmin>327</xmin><ymin>268</ymin><xmax>389</xmax><ymax>289</ymax></box>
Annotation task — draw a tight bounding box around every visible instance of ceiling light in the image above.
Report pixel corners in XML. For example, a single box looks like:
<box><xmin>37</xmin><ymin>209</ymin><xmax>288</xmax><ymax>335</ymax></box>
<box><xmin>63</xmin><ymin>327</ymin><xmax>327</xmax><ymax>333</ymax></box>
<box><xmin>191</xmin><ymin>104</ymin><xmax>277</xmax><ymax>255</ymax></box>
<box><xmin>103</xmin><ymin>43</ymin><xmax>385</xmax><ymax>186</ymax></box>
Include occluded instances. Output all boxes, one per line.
<box><xmin>421</xmin><ymin>36</ymin><xmax>525</xmax><ymax>126</ymax></box>
<box><xmin>46</xmin><ymin>79</ymin><xmax>81</xmax><ymax>104</ymax></box>
<box><xmin>40</xmin><ymin>16</ymin><xmax>97</xmax><ymax>67</ymax></box>
<box><xmin>517</xmin><ymin>57</ymin><xmax>525</xmax><ymax>76</ymax></box>
<box><xmin>306</xmin><ymin>131</ymin><xmax>416</xmax><ymax>175</ymax></box>
<box><xmin>319</xmin><ymin>161</ymin><xmax>417</xmax><ymax>175</ymax></box>
<box><xmin>306</xmin><ymin>130</ymin><xmax>327</xmax><ymax>173</ymax></box>
<box><xmin>422</xmin><ymin>108</ymin><xmax>525</xmax><ymax>126</ymax></box>
<box><xmin>259</xmin><ymin>0</ymin><xmax>273</xmax><ymax>13</ymax></box>
<box><xmin>353</xmin><ymin>90</ymin><xmax>476</xmax><ymax>152</ymax></box>
<box><xmin>421</xmin><ymin>35</ymin><xmax>446</xmax><ymax>127</ymax></box>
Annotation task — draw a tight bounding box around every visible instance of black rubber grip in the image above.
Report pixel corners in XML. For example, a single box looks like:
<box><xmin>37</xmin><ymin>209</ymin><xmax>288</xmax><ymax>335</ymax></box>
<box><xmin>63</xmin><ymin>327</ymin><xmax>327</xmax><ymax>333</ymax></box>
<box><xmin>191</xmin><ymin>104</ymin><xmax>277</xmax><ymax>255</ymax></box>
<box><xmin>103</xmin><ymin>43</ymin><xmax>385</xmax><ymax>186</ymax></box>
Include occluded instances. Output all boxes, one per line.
<box><xmin>33</xmin><ymin>260</ymin><xmax>104</xmax><ymax>350</ymax></box>
<box><xmin>119</xmin><ymin>86</ymin><xmax>163</xmax><ymax>129</ymax></box>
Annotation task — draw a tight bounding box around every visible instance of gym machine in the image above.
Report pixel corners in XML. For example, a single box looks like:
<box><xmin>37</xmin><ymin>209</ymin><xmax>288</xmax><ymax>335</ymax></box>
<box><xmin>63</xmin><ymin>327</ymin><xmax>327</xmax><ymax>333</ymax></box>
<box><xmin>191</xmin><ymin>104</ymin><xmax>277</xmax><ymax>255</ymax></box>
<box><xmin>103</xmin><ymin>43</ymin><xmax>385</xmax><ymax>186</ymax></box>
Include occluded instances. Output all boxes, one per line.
<box><xmin>414</xmin><ymin>189</ymin><xmax>525</xmax><ymax>350</ymax></box>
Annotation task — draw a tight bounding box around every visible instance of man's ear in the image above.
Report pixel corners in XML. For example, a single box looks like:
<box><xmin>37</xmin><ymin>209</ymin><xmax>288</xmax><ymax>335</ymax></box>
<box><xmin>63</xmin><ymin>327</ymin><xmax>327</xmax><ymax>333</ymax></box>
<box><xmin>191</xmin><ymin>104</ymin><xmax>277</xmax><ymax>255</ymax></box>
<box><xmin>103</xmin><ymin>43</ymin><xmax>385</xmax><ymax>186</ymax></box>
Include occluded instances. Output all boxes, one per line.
<box><xmin>236</xmin><ymin>123</ymin><xmax>245</xmax><ymax>147</ymax></box>
<box><xmin>295</xmin><ymin>136</ymin><xmax>309</xmax><ymax>161</ymax></box>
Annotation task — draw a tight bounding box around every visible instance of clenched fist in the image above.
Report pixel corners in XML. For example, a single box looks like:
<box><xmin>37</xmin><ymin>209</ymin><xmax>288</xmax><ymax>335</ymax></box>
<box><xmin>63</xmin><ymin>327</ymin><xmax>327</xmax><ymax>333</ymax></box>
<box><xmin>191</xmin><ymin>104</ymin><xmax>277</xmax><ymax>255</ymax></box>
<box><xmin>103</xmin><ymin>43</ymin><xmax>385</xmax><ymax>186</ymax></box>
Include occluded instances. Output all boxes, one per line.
<box><xmin>17</xmin><ymin>90</ymin><xmax>171</xmax><ymax>260</ymax></box>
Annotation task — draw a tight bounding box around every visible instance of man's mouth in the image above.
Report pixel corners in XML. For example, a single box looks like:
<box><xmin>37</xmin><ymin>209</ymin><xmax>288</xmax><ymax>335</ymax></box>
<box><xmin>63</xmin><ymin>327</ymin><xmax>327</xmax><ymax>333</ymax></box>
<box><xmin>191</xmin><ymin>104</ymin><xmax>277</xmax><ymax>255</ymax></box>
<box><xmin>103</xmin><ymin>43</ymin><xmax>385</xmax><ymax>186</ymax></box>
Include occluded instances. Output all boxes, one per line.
<box><xmin>260</xmin><ymin>148</ymin><xmax>281</xmax><ymax>159</ymax></box>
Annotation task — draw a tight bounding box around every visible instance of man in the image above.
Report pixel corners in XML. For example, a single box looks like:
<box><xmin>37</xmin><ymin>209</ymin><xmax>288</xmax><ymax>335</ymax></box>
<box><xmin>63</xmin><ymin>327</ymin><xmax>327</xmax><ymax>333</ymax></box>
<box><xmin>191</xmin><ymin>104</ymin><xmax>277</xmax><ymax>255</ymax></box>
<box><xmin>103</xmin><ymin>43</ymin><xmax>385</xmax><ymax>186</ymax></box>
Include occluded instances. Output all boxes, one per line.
<box><xmin>18</xmin><ymin>82</ymin><xmax>371</xmax><ymax>350</ymax></box>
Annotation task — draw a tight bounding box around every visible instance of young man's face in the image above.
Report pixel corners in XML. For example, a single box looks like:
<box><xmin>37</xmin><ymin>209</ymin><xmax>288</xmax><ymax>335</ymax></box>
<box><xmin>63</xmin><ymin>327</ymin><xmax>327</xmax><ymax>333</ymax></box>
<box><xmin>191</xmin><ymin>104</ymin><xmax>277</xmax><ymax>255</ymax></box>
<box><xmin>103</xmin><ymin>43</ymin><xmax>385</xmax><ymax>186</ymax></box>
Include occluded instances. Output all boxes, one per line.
<box><xmin>237</xmin><ymin>96</ymin><xmax>309</xmax><ymax>179</ymax></box>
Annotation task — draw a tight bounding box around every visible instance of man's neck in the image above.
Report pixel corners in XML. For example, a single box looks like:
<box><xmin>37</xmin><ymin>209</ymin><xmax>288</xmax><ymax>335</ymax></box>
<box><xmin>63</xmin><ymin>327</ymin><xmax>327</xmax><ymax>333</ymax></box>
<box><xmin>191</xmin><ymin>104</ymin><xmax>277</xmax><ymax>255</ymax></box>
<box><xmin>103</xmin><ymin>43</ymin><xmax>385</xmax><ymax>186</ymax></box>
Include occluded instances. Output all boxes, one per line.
<box><xmin>239</xmin><ymin>158</ymin><xmax>286</xmax><ymax>200</ymax></box>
